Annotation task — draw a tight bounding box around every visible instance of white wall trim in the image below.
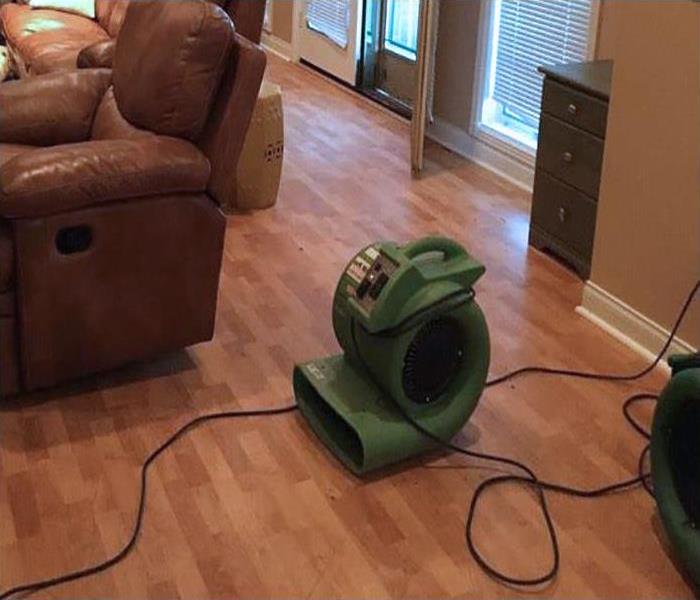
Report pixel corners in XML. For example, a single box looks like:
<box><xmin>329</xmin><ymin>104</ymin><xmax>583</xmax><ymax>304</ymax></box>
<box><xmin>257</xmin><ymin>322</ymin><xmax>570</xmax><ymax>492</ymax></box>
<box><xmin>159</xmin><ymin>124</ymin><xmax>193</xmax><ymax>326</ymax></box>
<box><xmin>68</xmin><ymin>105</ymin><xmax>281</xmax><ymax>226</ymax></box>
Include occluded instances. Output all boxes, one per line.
<box><xmin>576</xmin><ymin>281</ymin><xmax>697</xmax><ymax>369</ymax></box>
<box><xmin>427</xmin><ymin>117</ymin><xmax>534</xmax><ymax>192</ymax></box>
<box><xmin>261</xmin><ymin>32</ymin><xmax>294</xmax><ymax>62</ymax></box>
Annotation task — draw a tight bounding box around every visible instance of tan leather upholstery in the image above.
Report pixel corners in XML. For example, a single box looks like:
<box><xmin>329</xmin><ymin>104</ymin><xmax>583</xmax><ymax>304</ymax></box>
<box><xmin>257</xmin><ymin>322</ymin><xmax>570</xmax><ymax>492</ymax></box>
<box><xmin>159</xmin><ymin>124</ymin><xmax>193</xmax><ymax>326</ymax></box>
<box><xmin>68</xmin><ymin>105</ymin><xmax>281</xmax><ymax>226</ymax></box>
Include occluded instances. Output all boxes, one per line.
<box><xmin>1</xmin><ymin>3</ymin><xmax>110</xmax><ymax>74</ymax></box>
<box><xmin>0</xmin><ymin>0</ymin><xmax>265</xmax><ymax>395</ymax></box>
<box><xmin>104</xmin><ymin>0</ymin><xmax>129</xmax><ymax>36</ymax></box>
<box><xmin>77</xmin><ymin>38</ymin><xmax>115</xmax><ymax>68</ymax></box>
<box><xmin>91</xmin><ymin>88</ymin><xmax>154</xmax><ymax>140</ymax></box>
<box><xmin>226</xmin><ymin>0</ymin><xmax>265</xmax><ymax>44</ymax></box>
<box><xmin>199</xmin><ymin>33</ymin><xmax>267</xmax><ymax>207</ymax></box>
<box><xmin>0</xmin><ymin>137</ymin><xmax>211</xmax><ymax>218</ymax></box>
<box><xmin>114</xmin><ymin>0</ymin><xmax>234</xmax><ymax>140</ymax></box>
<box><xmin>1</xmin><ymin>0</ymin><xmax>266</xmax><ymax>75</ymax></box>
<box><xmin>0</xmin><ymin>145</ymin><xmax>35</xmax><ymax>167</ymax></box>
<box><xmin>1</xmin><ymin>4</ymin><xmax>107</xmax><ymax>49</ymax></box>
<box><xmin>0</xmin><ymin>70</ymin><xmax>112</xmax><ymax>146</ymax></box>
<box><xmin>95</xmin><ymin>0</ymin><xmax>116</xmax><ymax>29</ymax></box>
<box><xmin>14</xmin><ymin>194</ymin><xmax>225</xmax><ymax>391</ymax></box>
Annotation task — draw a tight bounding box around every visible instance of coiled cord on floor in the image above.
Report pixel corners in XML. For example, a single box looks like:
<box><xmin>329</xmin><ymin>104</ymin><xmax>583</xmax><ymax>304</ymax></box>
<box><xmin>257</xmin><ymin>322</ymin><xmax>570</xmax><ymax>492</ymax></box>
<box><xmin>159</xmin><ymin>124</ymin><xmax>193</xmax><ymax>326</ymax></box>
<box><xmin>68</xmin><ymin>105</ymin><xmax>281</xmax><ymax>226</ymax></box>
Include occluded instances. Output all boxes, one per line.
<box><xmin>351</xmin><ymin>280</ymin><xmax>698</xmax><ymax>588</ymax></box>
<box><xmin>0</xmin><ymin>281</ymin><xmax>696</xmax><ymax>598</ymax></box>
<box><xmin>384</xmin><ymin>390</ymin><xmax>652</xmax><ymax>587</ymax></box>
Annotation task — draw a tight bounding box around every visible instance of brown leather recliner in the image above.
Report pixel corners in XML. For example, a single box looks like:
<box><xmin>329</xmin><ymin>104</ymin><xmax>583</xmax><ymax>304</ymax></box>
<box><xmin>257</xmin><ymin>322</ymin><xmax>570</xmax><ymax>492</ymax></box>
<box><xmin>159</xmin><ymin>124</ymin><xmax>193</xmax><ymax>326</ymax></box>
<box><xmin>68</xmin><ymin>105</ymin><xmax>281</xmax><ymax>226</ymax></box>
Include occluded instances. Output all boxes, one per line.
<box><xmin>0</xmin><ymin>0</ymin><xmax>266</xmax><ymax>396</ymax></box>
<box><xmin>0</xmin><ymin>0</ymin><xmax>266</xmax><ymax>76</ymax></box>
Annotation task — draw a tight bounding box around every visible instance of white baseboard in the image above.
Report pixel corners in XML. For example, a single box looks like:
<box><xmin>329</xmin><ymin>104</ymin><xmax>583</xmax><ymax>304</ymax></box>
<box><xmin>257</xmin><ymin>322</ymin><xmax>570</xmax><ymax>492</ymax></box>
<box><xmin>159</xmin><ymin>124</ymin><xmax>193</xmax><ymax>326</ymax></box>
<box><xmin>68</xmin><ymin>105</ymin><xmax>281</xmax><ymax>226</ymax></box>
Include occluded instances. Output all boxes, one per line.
<box><xmin>261</xmin><ymin>33</ymin><xmax>293</xmax><ymax>62</ymax></box>
<box><xmin>426</xmin><ymin>118</ymin><xmax>534</xmax><ymax>192</ymax></box>
<box><xmin>576</xmin><ymin>281</ymin><xmax>697</xmax><ymax>369</ymax></box>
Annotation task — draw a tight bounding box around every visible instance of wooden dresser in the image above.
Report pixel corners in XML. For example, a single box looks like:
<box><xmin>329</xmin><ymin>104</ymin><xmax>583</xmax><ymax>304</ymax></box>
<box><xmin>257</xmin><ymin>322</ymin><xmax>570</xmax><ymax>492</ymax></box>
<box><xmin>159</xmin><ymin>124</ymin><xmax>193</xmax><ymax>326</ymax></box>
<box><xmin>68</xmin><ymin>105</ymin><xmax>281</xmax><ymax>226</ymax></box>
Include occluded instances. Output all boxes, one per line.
<box><xmin>529</xmin><ymin>60</ymin><xmax>613</xmax><ymax>278</ymax></box>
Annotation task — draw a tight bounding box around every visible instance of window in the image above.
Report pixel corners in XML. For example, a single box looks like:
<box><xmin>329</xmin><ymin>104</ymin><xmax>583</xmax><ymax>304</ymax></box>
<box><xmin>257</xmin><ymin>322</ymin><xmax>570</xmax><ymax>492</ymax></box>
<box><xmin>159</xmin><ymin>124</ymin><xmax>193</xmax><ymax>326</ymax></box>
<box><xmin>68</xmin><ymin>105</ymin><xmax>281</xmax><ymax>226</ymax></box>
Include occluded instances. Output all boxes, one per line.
<box><xmin>476</xmin><ymin>0</ymin><xmax>596</xmax><ymax>153</ymax></box>
<box><xmin>306</xmin><ymin>0</ymin><xmax>351</xmax><ymax>49</ymax></box>
<box><xmin>384</xmin><ymin>0</ymin><xmax>420</xmax><ymax>60</ymax></box>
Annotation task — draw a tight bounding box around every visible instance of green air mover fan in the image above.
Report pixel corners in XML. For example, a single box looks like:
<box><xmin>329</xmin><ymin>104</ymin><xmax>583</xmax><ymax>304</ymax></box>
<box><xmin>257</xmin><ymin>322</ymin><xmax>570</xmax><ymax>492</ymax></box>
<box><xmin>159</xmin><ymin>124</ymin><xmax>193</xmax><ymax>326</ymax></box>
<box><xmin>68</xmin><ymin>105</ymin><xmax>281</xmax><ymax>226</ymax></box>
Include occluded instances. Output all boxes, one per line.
<box><xmin>293</xmin><ymin>236</ymin><xmax>490</xmax><ymax>475</ymax></box>
<box><xmin>651</xmin><ymin>354</ymin><xmax>700</xmax><ymax>589</ymax></box>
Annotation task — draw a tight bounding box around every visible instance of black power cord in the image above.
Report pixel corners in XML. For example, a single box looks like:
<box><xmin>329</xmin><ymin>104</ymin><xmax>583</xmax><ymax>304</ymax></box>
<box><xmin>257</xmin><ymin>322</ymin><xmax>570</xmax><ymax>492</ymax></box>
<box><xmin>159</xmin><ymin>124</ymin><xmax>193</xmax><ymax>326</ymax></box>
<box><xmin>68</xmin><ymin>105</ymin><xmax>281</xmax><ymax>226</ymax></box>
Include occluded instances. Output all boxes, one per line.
<box><xmin>0</xmin><ymin>404</ymin><xmax>298</xmax><ymax>600</ymax></box>
<box><xmin>622</xmin><ymin>393</ymin><xmax>657</xmax><ymax>440</ymax></box>
<box><xmin>486</xmin><ymin>281</ymin><xmax>699</xmax><ymax>388</ymax></box>
<box><xmin>377</xmin><ymin>390</ymin><xmax>651</xmax><ymax>587</ymax></box>
<box><xmin>622</xmin><ymin>393</ymin><xmax>659</xmax><ymax>498</ymax></box>
<box><xmin>1</xmin><ymin>281</ymin><xmax>696</xmax><ymax>597</ymax></box>
<box><xmin>350</xmin><ymin>279</ymin><xmax>699</xmax><ymax>588</ymax></box>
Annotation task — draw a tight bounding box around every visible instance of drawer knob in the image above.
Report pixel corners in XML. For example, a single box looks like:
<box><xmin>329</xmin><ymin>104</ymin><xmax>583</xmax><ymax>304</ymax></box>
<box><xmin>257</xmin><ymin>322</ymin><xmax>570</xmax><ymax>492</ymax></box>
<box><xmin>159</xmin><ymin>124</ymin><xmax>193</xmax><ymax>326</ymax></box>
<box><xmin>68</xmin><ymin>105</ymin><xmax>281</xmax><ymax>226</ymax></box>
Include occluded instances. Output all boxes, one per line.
<box><xmin>562</xmin><ymin>151</ymin><xmax>574</xmax><ymax>164</ymax></box>
<box><xmin>558</xmin><ymin>207</ymin><xmax>568</xmax><ymax>223</ymax></box>
<box><xmin>568</xmin><ymin>103</ymin><xmax>578</xmax><ymax>116</ymax></box>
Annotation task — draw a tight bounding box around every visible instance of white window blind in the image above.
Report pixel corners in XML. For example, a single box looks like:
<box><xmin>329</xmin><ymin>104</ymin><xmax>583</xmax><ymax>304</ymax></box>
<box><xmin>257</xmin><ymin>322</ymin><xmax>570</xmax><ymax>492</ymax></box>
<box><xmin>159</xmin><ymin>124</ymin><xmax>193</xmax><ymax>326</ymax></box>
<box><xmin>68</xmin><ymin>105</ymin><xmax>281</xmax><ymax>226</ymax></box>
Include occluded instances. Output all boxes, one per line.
<box><xmin>493</xmin><ymin>0</ymin><xmax>594</xmax><ymax>128</ymax></box>
<box><xmin>306</xmin><ymin>0</ymin><xmax>350</xmax><ymax>49</ymax></box>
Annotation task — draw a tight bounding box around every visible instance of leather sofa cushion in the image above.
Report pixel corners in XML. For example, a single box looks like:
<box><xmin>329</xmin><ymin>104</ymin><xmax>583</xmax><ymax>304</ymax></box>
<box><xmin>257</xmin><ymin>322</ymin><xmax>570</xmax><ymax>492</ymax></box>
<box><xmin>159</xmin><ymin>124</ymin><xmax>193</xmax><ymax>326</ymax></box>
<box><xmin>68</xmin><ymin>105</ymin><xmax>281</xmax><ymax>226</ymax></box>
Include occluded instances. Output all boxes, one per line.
<box><xmin>0</xmin><ymin>137</ymin><xmax>211</xmax><ymax>218</ymax></box>
<box><xmin>0</xmin><ymin>145</ymin><xmax>35</xmax><ymax>168</ymax></box>
<box><xmin>2</xmin><ymin>3</ymin><xmax>109</xmax><ymax>74</ymax></box>
<box><xmin>19</xmin><ymin>35</ymin><xmax>104</xmax><ymax>74</ymax></box>
<box><xmin>113</xmin><ymin>0</ymin><xmax>234</xmax><ymax>140</ymax></box>
<box><xmin>91</xmin><ymin>87</ymin><xmax>154</xmax><ymax>141</ymax></box>
<box><xmin>0</xmin><ymin>69</ymin><xmax>112</xmax><ymax>146</ymax></box>
<box><xmin>76</xmin><ymin>37</ymin><xmax>115</xmax><ymax>68</ymax></box>
<box><xmin>2</xmin><ymin>5</ymin><xmax>108</xmax><ymax>49</ymax></box>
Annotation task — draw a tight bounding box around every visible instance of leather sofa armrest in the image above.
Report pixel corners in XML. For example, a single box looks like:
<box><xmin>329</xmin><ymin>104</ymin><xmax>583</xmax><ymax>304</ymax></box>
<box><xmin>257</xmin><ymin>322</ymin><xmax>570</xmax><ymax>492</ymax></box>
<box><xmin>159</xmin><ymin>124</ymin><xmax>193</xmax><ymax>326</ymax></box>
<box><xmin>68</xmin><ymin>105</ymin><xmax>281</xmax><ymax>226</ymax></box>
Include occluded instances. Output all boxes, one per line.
<box><xmin>77</xmin><ymin>39</ymin><xmax>117</xmax><ymax>69</ymax></box>
<box><xmin>200</xmin><ymin>33</ymin><xmax>266</xmax><ymax>207</ymax></box>
<box><xmin>0</xmin><ymin>69</ymin><xmax>112</xmax><ymax>146</ymax></box>
<box><xmin>226</xmin><ymin>0</ymin><xmax>265</xmax><ymax>44</ymax></box>
<box><xmin>0</xmin><ymin>137</ymin><xmax>211</xmax><ymax>218</ymax></box>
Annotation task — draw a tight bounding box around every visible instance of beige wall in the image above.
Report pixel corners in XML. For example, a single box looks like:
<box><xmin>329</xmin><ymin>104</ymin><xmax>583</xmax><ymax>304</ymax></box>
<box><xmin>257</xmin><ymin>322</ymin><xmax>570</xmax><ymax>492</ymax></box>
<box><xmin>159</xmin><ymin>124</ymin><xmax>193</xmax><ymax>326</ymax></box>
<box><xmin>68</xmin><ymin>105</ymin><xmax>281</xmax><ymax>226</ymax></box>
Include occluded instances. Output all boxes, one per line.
<box><xmin>271</xmin><ymin>0</ymin><xmax>294</xmax><ymax>43</ymax></box>
<box><xmin>432</xmin><ymin>1</ymin><xmax>699</xmax><ymax>347</ymax></box>
<box><xmin>591</xmin><ymin>1</ymin><xmax>700</xmax><ymax>347</ymax></box>
<box><xmin>594</xmin><ymin>0</ymin><xmax>618</xmax><ymax>60</ymax></box>
<box><xmin>433</xmin><ymin>0</ymin><xmax>481</xmax><ymax>129</ymax></box>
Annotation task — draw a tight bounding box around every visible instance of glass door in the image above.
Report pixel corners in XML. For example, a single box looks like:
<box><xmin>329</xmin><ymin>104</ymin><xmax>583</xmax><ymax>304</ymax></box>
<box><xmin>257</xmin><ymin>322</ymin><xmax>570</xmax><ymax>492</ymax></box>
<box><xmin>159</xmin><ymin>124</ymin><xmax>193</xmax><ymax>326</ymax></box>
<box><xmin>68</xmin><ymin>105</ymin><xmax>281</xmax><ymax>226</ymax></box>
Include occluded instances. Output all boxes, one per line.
<box><xmin>360</xmin><ymin>0</ymin><xmax>420</xmax><ymax>115</ymax></box>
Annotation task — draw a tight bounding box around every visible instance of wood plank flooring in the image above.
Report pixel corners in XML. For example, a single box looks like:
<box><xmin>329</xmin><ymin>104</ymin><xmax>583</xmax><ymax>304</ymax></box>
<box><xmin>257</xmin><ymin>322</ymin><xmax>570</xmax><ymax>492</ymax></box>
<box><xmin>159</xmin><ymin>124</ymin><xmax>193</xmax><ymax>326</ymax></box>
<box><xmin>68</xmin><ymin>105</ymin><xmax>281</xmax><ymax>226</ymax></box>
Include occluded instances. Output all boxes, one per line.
<box><xmin>0</xmin><ymin>56</ymin><xmax>692</xmax><ymax>598</ymax></box>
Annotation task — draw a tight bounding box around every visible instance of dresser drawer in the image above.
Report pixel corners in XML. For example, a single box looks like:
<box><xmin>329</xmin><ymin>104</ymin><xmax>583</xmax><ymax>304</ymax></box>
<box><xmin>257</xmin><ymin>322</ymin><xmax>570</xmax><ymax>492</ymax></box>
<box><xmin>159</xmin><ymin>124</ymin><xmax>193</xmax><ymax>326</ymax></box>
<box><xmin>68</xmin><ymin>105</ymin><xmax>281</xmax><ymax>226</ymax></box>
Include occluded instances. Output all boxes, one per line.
<box><xmin>537</xmin><ymin>115</ymin><xmax>604</xmax><ymax>198</ymax></box>
<box><xmin>531</xmin><ymin>170</ymin><xmax>597</xmax><ymax>258</ymax></box>
<box><xmin>542</xmin><ymin>79</ymin><xmax>609</xmax><ymax>138</ymax></box>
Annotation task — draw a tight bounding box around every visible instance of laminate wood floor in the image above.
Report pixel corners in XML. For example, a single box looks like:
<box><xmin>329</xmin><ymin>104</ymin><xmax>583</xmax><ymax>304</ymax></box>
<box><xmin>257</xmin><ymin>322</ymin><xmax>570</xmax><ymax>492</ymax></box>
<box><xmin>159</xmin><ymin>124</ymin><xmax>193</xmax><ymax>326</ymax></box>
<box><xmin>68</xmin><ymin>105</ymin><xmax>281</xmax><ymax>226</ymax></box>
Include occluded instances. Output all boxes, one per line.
<box><xmin>0</xmin><ymin>56</ymin><xmax>692</xmax><ymax>598</ymax></box>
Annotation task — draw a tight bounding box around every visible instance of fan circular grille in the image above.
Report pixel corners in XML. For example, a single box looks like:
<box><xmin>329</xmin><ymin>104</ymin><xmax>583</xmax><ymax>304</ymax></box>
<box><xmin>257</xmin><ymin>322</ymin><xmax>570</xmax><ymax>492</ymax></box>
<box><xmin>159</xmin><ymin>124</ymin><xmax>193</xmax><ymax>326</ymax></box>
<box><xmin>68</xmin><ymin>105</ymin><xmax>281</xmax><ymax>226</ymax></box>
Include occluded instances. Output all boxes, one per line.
<box><xmin>402</xmin><ymin>318</ymin><xmax>464</xmax><ymax>404</ymax></box>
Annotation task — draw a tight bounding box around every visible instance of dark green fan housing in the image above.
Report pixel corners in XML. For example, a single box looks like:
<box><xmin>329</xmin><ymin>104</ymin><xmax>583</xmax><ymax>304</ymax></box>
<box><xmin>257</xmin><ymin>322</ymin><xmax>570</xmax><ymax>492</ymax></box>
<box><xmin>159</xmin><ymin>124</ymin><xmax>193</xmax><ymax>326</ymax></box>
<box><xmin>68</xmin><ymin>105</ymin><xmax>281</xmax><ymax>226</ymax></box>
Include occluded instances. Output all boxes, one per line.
<box><xmin>293</xmin><ymin>236</ymin><xmax>490</xmax><ymax>475</ymax></box>
<box><xmin>651</xmin><ymin>355</ymin><xmax>700</xmax><ymax>589</ymax></box>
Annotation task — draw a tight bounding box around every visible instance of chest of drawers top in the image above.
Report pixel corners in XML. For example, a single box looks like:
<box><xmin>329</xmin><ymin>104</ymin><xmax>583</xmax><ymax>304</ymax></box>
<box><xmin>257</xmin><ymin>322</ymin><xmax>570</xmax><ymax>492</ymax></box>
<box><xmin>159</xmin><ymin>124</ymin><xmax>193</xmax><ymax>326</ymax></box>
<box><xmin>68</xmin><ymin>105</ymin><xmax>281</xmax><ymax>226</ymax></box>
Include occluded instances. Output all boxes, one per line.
<box><xmin>539</xmin><ymin>60</ymin><xmax>613</xmax><ymax>102</ymax></box>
